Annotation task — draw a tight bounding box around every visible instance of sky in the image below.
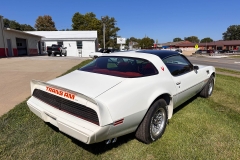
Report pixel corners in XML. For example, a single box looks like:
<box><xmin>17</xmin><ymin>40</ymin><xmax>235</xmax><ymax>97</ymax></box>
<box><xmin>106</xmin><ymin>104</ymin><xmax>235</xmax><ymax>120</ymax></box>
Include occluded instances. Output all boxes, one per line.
<box><xmin>1</xmin><ymin>0</ymin><xmax>240</xmax><ymax>43</ymax></box>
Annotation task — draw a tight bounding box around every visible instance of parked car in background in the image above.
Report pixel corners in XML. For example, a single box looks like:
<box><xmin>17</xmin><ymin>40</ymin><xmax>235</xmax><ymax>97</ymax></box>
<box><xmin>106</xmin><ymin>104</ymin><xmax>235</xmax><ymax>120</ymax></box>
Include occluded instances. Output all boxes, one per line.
<box><xmin>195</xmin><ymin>50</ymin><xmax>214</xmax><ymax>55</ymax></box>
<box><xmin>27</xmin><ymin>50</ymin><xmax>215</xmax><ymax>145</ymax></box>
<box><xmin>175</xmin><ymin>48</ymin><xmax>182</xmax><ymax>53</ymax></box>
<box><xmin>47</xmin><ymin>44</ymin><xmax>67</xmax><ymax>56</ymax></box>
<box><xmin>98</xmin><ymin>48</ymin><xmax>116</xmax><ymax>53</ymax></box>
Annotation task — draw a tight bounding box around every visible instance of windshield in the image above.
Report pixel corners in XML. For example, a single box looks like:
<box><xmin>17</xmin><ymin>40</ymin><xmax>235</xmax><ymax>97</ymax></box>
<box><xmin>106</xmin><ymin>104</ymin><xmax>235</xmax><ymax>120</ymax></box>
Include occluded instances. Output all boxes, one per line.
<box><xmin>79</xmin><ymin>56</ymin><xmax>158</xmax><ymax>78</ymax></box>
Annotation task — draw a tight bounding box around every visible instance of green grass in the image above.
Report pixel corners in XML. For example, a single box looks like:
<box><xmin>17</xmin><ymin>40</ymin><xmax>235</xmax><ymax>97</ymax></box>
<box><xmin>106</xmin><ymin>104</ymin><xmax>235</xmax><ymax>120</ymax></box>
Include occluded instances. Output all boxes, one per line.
<box><xmin>0</xmin><ymin>60</ymin><xmax>240</xmax><ymax>159</ymax></box>
<box><xmin>228</xmin><ymin>55</ymin><xmax>240</xmax><ymax>59</ymax></box>
<box><xmin>216</xmin><ymin>68</ymin><xmax>240</xmax><ymax>76</ymax></box>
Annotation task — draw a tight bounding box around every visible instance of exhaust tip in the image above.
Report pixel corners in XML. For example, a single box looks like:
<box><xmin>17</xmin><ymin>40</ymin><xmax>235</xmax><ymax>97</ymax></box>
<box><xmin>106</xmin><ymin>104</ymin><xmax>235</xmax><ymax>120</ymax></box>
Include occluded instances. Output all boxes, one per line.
<box><xmin>105</xmin><ymin>139</ymin><xmax>112</xmax><ymax>145</ymax></box>
<box><xmin>105</xmin><ymin>138</ymin><xmax>117</xmax><ymax>144</ymax></box>
<box><xmin>112</xmin><ymin>138</ymin><xmax>117</xmax><ymax>143</ymax></box>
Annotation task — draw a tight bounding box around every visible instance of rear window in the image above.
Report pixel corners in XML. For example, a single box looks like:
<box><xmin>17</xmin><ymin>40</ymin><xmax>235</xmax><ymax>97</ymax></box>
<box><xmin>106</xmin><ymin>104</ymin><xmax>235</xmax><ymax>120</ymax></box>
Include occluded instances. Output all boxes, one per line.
<box><xmin>79</xmin><ymin>57</ymin><xmax>158</xmax><ymax>78</ymax></box>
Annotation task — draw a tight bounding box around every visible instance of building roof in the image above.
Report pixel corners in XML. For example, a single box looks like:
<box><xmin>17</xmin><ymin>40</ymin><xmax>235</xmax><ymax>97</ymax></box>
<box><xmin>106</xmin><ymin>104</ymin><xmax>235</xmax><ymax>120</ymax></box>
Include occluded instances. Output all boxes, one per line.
<box><xmin>4</xmin><ymin>28</ymin><xmax>44</xmax><ymax>37</ymax></box>
<box><xmin>158</xmin><ymin>41</ymin><xmax>191</xmax><ymax>47</ymax></box>
<box><xmin>177</xmin><ymin>40</ymin><xmax>240</xmax><ymax>47</ymax></box>
<box><xmin>25</xmin><ymin>31</ymin><xmax>98</xmax><ymax>41</ymax></box>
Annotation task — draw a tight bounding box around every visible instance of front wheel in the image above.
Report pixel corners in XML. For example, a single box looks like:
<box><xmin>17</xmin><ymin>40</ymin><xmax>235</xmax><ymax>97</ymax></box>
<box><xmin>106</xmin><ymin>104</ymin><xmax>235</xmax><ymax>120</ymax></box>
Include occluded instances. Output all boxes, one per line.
<box><xmin>135</xmin><ymin>99</ymin><xmax>168</xmax><ymax>144</ymax></box>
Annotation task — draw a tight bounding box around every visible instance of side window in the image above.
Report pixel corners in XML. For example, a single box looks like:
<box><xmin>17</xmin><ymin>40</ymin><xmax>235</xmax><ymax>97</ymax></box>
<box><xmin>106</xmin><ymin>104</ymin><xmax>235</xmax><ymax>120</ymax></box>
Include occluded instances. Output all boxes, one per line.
<box><xmin>76</xmin><ymin>41</ymin><xmax>82</xmax><ymax>49</ymax></box>
<box><xmin>57</xmin><ymin>41</ymin><xmax>63</xmax><ymax>46</ymax></box>
<box><xmin>163</xmin><ymin>55</ymin><xmax>193</xmax><ymax>76</ymax></box>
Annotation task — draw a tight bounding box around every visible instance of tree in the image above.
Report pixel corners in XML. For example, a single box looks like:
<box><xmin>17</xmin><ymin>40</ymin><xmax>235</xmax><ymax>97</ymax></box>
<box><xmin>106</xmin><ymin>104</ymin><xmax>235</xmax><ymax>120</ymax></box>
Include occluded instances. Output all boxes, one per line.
<box><xmin>139</xmin><ymin>37</ymin><xmax>154</xmax><ymax>49</ymax></box>
<box><xmin>20</xmin><ymin>24</ymin><xmax>35</xmax><ymax>31</ymax></box>
<box><xmin>222</xmin><ymin>25</ymin><xmax>240</xmax><ymax>40</ymax></box>
<box><xmin>184</xmin><ymin>36</ymin><xmax>200</xmax><ymax>43</ymax></box>
<box><xmin>173</xmin><ymin>37</ymin><xmax>182</xmax><ymax>42</ymax></box>
<box><xmin>200</xmin><ymin>37</ymin><xmax>213</xmax><ymax>43</ymax></box>
<box><xmin>126</xmin><ymin>37</ymin><xmax>140</xmax><ymax>49</ymax></box>
<box><xmin>3</xmin><ymin>18</ymin><xmax>21</xmax><ymax>30</ymax></box>
<box><xmin>71</xmin><ymin>12</ymin><xmax>120</xmax><ymax>48</ymax></box>
<box><xmin>35</xmin><ymin>15</ymin><xmax>57</xmax><ymax>31</ymax></box>
<box><xmin>3</xmin><ymin>18</ymin><xmax>35</xmax><ymax>31</ymax></box>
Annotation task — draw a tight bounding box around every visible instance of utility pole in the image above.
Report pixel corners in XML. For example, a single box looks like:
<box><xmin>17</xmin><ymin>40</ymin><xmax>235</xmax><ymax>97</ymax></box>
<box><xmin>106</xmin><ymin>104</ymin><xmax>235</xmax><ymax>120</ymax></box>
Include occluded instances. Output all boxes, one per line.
<box><xmin>101</xmin><ymin>16</ymin><xmax>106</xmax><ymax>49</ymax></box>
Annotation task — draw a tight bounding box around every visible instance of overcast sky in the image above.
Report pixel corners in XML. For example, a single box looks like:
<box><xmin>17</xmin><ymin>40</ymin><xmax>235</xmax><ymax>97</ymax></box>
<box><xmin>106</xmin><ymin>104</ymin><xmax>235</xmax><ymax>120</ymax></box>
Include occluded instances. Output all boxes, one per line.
<box><xmin>1</xmin><ymin>0</ymin><xmax>240</xmax><ymax>42</ymax></box>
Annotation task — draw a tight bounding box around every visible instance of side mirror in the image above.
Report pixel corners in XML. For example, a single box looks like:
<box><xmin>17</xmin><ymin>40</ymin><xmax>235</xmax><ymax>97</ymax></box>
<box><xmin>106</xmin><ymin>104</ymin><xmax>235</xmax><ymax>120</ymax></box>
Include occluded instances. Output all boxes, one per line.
<box><xmin>65</xmin><ymin>47</ymin><xmax>67</xmax><ymax>49</ymax></box>
<box><xmin>193</xmin><ymin>66</ymin><xmax>199</xmax><ymax>70</ymax></box>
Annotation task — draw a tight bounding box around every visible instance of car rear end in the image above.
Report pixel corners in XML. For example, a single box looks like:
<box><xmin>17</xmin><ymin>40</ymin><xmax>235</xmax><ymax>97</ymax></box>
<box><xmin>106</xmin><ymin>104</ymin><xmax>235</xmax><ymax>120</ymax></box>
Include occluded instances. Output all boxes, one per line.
<box><xmin>27</xmin><ymin>80</ymin><xmax>113</xmax><ymax>144</ymax></box>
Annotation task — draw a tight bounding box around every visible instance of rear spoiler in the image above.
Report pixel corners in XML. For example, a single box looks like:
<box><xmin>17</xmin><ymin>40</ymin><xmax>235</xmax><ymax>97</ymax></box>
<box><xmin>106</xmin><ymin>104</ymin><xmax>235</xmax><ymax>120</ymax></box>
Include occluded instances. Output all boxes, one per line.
<box><xmin>30</xmin><ymin>80</ymin><xmax>97</xmax><ymax>105</ymax></box>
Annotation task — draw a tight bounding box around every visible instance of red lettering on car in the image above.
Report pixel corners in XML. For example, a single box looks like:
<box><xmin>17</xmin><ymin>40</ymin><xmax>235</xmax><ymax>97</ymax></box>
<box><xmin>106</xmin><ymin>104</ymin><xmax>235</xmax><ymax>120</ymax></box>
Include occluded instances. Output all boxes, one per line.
<box><xmin>46</xmin><ymin>86</ymin><xmax>75</xmax><ymax>100</ymax></box>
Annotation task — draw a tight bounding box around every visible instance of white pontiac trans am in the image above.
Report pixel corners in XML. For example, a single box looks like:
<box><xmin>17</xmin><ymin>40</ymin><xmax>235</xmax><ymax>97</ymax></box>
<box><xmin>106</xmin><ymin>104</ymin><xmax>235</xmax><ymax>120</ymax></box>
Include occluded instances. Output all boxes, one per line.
<box><xmin>27</xmin><ymin>50</ymin><xmax>215</xmax><ymax>144</ymax></box>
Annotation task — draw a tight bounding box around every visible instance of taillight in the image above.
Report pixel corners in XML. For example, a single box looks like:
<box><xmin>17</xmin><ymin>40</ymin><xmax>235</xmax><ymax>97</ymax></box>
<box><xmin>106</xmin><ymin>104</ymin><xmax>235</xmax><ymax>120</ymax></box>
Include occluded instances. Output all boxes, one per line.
<box><xmin>113</xmin><ymin>118</ymin><xmax>124</xmax><ymax>126</ymax></box>
<box><xmin>58</xmin><ymin>48</ymin><xmax>60</xmax><ymax>51</ymax></box>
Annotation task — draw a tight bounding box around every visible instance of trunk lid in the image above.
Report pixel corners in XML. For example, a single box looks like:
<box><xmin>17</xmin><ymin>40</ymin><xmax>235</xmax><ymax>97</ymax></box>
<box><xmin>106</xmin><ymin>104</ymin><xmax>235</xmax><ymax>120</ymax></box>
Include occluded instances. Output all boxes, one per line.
<box><xmin>47</xmin><ymin>70</ymin><xmax>124</xmax><ymax>98</ymax></box>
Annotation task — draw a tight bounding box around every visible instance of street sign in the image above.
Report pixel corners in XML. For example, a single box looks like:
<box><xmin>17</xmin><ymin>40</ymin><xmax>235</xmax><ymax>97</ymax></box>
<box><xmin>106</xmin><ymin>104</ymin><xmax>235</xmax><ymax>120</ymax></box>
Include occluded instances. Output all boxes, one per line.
<box><xmin>195</xmin><ymin>44</ymin><xmax>199</xmax><ymax>49</ymax></box>
<box><xmin>117</xmin><ymin>38</ymin><xmax>126</xmax><ymax>44</ymax></box>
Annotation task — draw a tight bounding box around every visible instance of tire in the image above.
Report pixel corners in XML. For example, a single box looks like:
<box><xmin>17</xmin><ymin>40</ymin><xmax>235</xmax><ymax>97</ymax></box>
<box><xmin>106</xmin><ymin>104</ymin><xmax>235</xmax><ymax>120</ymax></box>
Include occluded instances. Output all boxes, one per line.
<box><xmin>60</xmin><ymin>52</ymin><xmax>62</xmax><ymax>56</ymax></box>
<box><xmin>54</xmin><ymin>53</ymin><xmax>56</xmax><ymax>56</ymax></box>
<box><xmin>48</xmin><ymin>53</ymin><xmax>51</xmax><ymax>56</ymax></box>
<box><xmin>64</xmin><ymin>52</ymin><xmax>67</xmax><ymax>57</ymax></box>
<box><xmin>199</xmin><ymin>75</ymin><xmax>214</xmax><ymax>98</ymax></box>
<box><xmin>135</xmin><ymin>99</ymin><xmax>168</xmax><ymax>144</ymax></box>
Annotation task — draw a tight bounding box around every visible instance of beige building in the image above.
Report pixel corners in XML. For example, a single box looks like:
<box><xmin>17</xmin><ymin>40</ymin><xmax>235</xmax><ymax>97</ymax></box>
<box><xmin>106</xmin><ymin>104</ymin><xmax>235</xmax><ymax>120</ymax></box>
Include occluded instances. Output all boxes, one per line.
<box><xmin>0</xmin><ymin>15</ymin><xmax>43</xmax><ymax>57</ymax></box>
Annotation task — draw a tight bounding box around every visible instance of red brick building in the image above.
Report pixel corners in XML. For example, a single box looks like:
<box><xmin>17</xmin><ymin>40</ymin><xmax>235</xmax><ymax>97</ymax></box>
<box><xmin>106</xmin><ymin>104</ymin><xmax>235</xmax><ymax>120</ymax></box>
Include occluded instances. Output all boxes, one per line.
<box><xmin>176</xmin><ymin>40</ymin><xmax>240</xmax><ymax>50</ymax></box>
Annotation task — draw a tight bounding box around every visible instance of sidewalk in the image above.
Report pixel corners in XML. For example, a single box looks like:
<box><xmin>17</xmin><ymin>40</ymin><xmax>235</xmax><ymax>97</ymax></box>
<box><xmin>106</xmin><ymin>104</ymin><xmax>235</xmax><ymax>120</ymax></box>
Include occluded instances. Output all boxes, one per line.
<box><xmin>0</xmin><ymin>56</ymin><xmax>85</xmax><ymax>116</ymax></box>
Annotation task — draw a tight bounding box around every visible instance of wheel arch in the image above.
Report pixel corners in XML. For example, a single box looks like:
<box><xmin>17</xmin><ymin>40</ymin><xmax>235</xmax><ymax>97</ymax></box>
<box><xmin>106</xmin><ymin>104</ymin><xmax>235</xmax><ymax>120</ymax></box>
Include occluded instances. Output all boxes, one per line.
<box><xmin>211</xmin><ymin>72</ymin><xmax>216</xmax><ymax>84</ymax></box>
<box><xmin>150</xmin><ymin>93</ymin><xmax>174</xmax><ymax>119</ymax></box>
<box><xmin>139</xmin><ymin>93</ymin><xmax>174</xmax><ymax>127</ymax></box>
<box><xmin>134</xmin><ymin>93</ymin><xmax>173</xmax><ymax>136</ymax></box>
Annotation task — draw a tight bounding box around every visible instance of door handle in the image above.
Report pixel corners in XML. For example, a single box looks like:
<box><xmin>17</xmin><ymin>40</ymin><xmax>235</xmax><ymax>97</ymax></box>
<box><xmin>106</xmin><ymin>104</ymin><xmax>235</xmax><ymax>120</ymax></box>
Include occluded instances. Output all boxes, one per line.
<box><xmin>176</xmin><ymin>82</ymin><xmax>181</xmax><ymax>85</ymax></box>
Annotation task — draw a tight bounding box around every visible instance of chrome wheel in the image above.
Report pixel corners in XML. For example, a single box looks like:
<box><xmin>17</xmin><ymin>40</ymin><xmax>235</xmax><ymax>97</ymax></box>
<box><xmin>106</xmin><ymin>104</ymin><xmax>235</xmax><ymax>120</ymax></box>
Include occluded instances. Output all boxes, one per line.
<box><xmin>208</xmin><ymin>80</ymin><xmax>213</xmax><ymax>95</ymax></box>
<box><xmin>150</xmin><ymin>108</ymin><xmax>166</xmax><ymax>138</ymax></box>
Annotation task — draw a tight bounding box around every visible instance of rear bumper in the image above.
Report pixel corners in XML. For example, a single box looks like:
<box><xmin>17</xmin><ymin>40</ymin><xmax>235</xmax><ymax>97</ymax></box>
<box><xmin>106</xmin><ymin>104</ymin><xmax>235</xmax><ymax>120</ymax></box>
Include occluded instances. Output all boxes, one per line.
<box><xmin>27</xmin><ymin>96</ymin><xmax>111</xmax><ymax>144</ymax></box>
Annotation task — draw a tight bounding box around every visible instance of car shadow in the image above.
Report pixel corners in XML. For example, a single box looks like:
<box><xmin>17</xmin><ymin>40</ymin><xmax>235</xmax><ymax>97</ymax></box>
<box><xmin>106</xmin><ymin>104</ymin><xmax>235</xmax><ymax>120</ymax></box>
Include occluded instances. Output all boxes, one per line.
<box><xmin>45</xmin><ymin>122</ymin><xmax>136</xmax><ymax>154</ymax></box>
<box><xmin>45</xmin><ymin>95</ymin><xmax>199</xmax><ymax>154</ymax></box>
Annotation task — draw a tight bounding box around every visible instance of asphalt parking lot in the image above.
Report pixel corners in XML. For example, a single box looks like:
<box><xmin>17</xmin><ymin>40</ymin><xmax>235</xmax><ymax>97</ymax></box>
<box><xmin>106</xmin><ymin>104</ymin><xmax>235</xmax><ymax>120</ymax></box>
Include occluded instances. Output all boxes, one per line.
<box><xmin>0</xmin><ymin>56</ymin><xmax>88</xmax><ymax>116</ymax></box>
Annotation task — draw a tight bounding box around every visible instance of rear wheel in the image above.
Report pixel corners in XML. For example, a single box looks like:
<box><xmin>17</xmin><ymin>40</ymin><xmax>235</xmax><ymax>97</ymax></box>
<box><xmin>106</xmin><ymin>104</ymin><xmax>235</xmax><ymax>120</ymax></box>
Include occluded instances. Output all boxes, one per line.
<box><xmin>135</xmin><ymin>99</ymin><xmax>168</xmax><ymax>144</ymax></box>
<box><xmin>200</xmin><ymin>75</ymin><xmax>214</xmax><ymax>98</ymax></box>
<box><xmin>64</xmin><ymin>52</ymin><xmax>67</xmax><ymax>56</ymax></box>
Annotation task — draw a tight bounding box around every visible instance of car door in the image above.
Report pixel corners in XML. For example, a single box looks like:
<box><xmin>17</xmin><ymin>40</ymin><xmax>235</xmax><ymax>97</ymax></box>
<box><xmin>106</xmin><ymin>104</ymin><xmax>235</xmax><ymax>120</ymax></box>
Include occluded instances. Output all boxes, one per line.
<box><xmin>163</xmin><ymin>55</ymin><xmax>204</xmax><ymax>108</ymax></box>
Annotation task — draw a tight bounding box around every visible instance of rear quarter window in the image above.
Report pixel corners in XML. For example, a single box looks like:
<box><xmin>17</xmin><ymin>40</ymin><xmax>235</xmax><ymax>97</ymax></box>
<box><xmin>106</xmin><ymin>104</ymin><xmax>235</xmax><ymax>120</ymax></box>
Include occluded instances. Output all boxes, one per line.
<box><xmin>80</xmin><ymin>57</ymin><xmax>158</xmax><ymax>78</ymax></box>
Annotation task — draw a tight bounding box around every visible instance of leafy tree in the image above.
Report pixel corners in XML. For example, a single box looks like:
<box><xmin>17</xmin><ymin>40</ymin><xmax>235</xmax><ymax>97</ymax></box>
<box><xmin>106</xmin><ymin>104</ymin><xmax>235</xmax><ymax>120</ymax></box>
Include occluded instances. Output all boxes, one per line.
<box><xmin>222</xmin><ymin>25</ymin><xmax>240</xmax><ymax>40</ymax></box>
<box><xmin>35</xmin><ymin>15</ymin><xmax>57</xmax><ymax>31</ymax></box>
<box><xmin>200</xmin><ymin>37</ymin><xmax>213</xmax><ymax>43</ymax></box>
<box><xmin>126</xmin><ymin>37</ymin><xmax>141</xmax><ymax>48</ymax></box>
<box><xmin>3</xmin><ymin>18</ymin><xmax>35</xmax><ymax>31</ymax></box>
<box><xmin>184</xmin><ymin>36</ymin><xmax>200</xmax><ymax>43</ymax></box>
<box><xmin>20</xmin><ymin>24</ymin><xmax>35</xmax><ymax>31</ymax></box>
<box><xmin>3</xmin><ymin>18</ymin><xmax>21</xmax><ymax>29</ymax></box>
<box><xmin>173</xmin><ymin>37</ymin><xmax>182</xmax><ymax>42</ymax></box>
<box><xmin>139</xmin><ymin>37</ymin><xmax>154</xmax><ymax>49</ymax></box>
<box><xmin>59</xmin><ymin>28</ymin><xmax>72</xmax><ymax>31</ymax></box>
<box><xmin>72</xmin><ymin>12</ymin><xmax>120</xmax><ymax>48</ymax></box>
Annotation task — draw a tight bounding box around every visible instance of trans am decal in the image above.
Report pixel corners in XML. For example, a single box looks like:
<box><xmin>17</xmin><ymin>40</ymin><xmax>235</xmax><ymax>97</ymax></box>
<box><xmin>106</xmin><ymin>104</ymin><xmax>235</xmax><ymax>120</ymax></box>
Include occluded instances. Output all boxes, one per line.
<box><xmin>46</xmin><ymin>86</ymin><xmax>75</xmax><ymax>100</ymax></box>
